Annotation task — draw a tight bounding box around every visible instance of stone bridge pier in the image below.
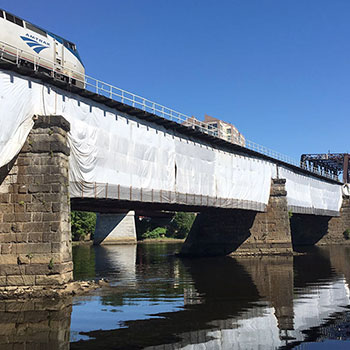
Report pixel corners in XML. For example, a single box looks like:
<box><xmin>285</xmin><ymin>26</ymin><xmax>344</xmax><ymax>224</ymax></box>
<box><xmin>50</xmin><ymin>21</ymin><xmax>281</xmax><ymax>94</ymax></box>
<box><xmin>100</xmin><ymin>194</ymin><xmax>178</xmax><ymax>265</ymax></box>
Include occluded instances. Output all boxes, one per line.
<box><xmin>180</xmin><ymin>180</ymin><xmax>350</xmax><ymax>257</ymax></box>
<box><xmin>290</xmin><ymin>197</ymin><xmax>350</xmax><ymax>246</ymax></box>
<box><xmin>1</xmin><ymin>114</ymin><xmax>350</xmax><ymax>292</ymax></box>
<box><xmin>0</xmin><ymin>115</ymin><xmax>72</xmax><ymax>290</ymax></box>
<box><xmin>180</xmin><ymin>179</ymin><xmax>293</xmax><ymax>257</ymax></box>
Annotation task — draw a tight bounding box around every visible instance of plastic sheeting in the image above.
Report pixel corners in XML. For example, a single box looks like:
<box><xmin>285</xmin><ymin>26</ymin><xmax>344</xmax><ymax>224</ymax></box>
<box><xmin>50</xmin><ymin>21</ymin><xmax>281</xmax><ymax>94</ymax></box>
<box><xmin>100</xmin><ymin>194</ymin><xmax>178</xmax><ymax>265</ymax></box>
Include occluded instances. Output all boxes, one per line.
<box><xmin>0</xmin><ymin>69</ymin><xmax>343</xmax><ymax>214</ymax></box>
<box><xmin>279</xmin><ymin>167</ymin><xmax>342</xmax><ymax>215</ymax></box>
<box><xmin>0</xmin><ymin>73</ymin><xmax>37</xmax><ymax>166</ymax></box>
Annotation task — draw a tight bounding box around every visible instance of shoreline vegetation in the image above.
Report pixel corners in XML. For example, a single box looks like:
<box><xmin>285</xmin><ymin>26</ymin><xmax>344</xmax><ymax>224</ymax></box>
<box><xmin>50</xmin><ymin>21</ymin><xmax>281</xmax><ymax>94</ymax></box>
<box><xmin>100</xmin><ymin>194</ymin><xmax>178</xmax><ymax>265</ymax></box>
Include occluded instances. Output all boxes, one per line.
<box><xmin>71</xmin><ymin>211</ymin><xmax>196</xmax><ymax>242</ymax></box>
<box><xmin>72</xmin><ymin>237</ymin><xmax>185</xmax><ymax>246</ymax></box>
<box><xmin>139</xmin><ymin>237</ymin><xmax>185</xmax><ymax>243</ymax></box>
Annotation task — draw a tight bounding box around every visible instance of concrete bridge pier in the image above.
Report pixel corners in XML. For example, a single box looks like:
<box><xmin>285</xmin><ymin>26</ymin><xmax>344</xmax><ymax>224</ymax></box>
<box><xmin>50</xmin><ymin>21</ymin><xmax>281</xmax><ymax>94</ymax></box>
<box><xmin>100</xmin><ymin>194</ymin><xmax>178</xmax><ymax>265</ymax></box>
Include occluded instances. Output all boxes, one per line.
<box><xmin>0</xmin><ymin>115</ymin><xmax>72</xmax><ymax>290</ymax></box>
<box><xmin>93</xmin><ymin>212</ymin><xmax>137</xmax><ymax>245</ymax></box>
<box><xmin>180</xmin><ymin>179</ymin><xmax>293</xmax><ymax>257</ymax></box>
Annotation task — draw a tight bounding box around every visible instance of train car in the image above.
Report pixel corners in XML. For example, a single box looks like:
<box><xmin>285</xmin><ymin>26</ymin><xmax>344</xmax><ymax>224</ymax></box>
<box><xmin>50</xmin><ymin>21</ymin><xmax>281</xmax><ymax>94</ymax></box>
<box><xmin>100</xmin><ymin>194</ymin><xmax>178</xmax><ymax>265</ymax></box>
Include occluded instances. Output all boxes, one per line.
<box><xmin>0</xmin><ymin>8</ymin><xmax>85</xmax><ymax>87</ymax></box>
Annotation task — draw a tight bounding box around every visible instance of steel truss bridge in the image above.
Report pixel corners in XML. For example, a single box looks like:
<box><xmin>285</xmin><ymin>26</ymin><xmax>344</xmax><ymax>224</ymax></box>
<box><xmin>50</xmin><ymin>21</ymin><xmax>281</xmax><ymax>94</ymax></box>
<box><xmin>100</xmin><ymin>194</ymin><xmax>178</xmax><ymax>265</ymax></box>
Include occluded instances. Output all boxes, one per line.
<box><xmin>301</xmin><ymin>153</ymin><xmax>350</xmax><ymax>183</ymax></box>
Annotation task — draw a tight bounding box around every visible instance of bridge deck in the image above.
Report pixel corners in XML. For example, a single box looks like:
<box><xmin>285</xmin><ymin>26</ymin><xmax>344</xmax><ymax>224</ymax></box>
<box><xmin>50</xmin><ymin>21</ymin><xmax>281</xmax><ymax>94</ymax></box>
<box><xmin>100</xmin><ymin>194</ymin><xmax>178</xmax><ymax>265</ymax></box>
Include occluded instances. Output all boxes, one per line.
<box><xmin>0</xmin><ymin>68</ymin><xmax>344</xmax><ymax>217</ymax></box>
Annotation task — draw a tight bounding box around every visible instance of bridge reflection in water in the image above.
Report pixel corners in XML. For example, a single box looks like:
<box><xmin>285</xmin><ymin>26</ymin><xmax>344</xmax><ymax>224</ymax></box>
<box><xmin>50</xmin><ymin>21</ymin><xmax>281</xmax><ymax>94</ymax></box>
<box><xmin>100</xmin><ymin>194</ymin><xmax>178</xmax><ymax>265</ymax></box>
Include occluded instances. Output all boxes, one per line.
<box><xmin>0</xmin><ymin>298</ymin><xmax>72</xmax><ymax>350</ymax></box>
<box><xmin>0</xmin><ymin>244</ymin><xmax>350</xmax><ymax>349</ymax></box>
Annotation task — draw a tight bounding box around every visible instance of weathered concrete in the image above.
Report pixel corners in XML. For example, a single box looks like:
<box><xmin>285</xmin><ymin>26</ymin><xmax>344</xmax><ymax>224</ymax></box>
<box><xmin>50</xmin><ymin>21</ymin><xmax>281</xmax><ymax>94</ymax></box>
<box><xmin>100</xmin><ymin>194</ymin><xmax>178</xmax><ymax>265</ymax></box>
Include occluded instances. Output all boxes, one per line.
<box><xmin>180</xmin><ymin>179</ymin><xmax>293</xmax><ymax>257</ymax></box>
<box><xmin>93</xmin><ymin>212</ymin><xmax>137</xmax><ymax>245</ymax></box>
<box><xmin>0</xmin><ymin>115</ymin><xmax>72</xmax><ymax>288</ymax></box>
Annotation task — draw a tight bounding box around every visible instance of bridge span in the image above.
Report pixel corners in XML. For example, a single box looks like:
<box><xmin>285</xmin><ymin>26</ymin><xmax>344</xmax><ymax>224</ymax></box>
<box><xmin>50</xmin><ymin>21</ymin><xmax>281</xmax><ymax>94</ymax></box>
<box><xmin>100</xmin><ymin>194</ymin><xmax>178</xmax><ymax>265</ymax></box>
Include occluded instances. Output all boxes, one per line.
<box><xmin>0</xmin><ymin>69</ymin><xmax>343</xmax><ymax>214</ymax></box>
<box><xmin>0</xmin><ymin>68</ymin><xmax>349</xmax><ymax>290</ymax></box>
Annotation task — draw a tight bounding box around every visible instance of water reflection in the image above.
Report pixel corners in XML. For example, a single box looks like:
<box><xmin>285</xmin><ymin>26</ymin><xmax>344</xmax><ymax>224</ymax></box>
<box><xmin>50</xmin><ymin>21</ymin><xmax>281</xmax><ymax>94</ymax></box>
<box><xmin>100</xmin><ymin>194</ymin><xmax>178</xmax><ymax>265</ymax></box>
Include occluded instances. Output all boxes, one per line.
<box><xmin>0</xmin><ymin>298</ymin><xmax>72</xmax><ymax>350</ymax></box>
<box><xmin>73</xmin><ymin>244</ymin><xmax>96</xmax><ymax>280</ymax></box>
<box><xmin>95</xmin><ymin>244</ymin><xmax>137</xmax><ymax>284</ymax></box>
<box><xmin>69</xmin><ymin>244</ymin><xmax>350</xmax><ymax>349</ymax></box>
<box><xmin>0</xmin><ymin>244</ymin><xmax>349</xmax><ymax>349</ymax></box>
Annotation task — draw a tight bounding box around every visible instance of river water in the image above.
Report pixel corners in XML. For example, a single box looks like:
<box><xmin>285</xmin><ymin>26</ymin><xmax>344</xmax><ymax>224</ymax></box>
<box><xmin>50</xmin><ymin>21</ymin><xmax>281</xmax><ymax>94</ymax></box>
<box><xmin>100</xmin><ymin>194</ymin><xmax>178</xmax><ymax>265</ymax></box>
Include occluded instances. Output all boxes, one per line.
<box><xmin>1</xmin><ymin>243</ymin><xmax>350</xmax><ymax>349</ymax></box>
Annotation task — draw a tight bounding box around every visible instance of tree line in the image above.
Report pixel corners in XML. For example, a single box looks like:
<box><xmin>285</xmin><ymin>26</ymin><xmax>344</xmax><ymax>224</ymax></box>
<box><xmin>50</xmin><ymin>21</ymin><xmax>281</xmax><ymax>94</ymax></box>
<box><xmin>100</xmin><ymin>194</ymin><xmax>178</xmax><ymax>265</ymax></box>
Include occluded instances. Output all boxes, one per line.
<box><xmin>71</xmin><ymin>211</ymin><xmax>196</xmax><ymax>241</ymax></box>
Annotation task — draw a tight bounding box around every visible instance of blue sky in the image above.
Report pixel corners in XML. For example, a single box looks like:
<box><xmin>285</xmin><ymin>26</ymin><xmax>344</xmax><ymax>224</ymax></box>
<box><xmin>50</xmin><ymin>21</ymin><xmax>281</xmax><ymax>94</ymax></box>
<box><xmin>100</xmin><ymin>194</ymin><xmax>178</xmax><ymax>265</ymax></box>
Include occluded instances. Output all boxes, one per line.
<box><xmin>3</xmin><ymin>1</ymin><xmax>350</xmax><ymax>161</ymax></box>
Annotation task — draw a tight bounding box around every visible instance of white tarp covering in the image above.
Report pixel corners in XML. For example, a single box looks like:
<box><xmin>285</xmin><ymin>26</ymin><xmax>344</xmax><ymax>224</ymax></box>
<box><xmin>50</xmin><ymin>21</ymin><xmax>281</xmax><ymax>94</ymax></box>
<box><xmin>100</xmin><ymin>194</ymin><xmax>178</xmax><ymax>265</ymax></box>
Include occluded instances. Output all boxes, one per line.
<box><xmin>0</xmin><ymin>74</ymin><xmax>37</xmax><ymax>166</ymax></box>
<box><xmin>279</xmin><ymin>167</ymin><xmax>342</xmax><ymax>215</ymax></box>
<box><xmin>0</xmin><ymin>70</ymin><xmax>343</xmax><ymax>213</ymax></box>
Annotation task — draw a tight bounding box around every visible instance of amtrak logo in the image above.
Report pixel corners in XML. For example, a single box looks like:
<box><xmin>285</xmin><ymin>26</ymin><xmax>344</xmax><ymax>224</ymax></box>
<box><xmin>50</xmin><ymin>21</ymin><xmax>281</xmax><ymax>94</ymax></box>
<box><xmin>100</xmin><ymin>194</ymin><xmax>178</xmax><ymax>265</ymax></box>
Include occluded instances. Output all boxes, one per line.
<box><xmin>20</xmin><ymin>34</ymin><xmax>50</xmax><ymax>54</ymax></box>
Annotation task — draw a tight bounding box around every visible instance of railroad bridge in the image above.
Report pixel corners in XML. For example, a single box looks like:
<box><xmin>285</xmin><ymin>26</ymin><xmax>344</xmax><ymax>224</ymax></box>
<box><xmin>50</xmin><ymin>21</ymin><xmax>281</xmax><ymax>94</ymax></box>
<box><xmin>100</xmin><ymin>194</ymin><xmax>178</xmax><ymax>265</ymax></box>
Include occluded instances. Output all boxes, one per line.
<box><xmin>0</xmin><ymin>67</ymin><xmax>349</xmax><ymax>288</ymax></box>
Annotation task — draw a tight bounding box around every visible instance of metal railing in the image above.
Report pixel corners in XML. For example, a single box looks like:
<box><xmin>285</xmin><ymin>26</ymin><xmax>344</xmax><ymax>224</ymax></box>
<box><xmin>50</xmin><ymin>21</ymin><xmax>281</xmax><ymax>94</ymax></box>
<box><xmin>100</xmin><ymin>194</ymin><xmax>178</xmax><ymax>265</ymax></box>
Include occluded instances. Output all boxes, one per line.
<box><xmin>0</xmin><ymin>39</ymin><xmax>338</xmax><ymax>181</ymax></box>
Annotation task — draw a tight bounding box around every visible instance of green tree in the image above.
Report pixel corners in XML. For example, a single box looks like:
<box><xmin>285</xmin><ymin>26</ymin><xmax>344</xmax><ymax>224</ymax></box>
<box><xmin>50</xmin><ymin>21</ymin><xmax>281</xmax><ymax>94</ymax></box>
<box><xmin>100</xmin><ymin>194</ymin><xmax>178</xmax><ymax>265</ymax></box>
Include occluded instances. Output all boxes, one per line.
<box><xmin>167</xmin><ymin>212</ymin><xmax>196</xmax><ymax>239</ymax></box>
<box><xmin>135</xmin><ymin>217</ymin><xmax>153</xmax><ymax>240</ymax></box>
<box><xmin>71</xmin><ymin>211</ymin><xmax>97</xmax><ymax>241</ymax></box>
<box><xmin>142</xmin><ymin>227</ymin><xmax>167</xmax><ymax>239</ymax></box>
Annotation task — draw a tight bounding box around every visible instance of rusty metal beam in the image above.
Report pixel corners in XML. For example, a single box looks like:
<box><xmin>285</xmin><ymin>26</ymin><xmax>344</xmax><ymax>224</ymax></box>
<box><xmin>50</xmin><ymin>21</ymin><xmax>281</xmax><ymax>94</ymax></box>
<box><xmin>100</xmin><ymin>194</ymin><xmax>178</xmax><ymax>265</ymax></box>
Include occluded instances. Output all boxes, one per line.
<box><xmin>301</xmin><ymin>153</ymin><xmax>350</xmax><ymax>183</ymax></box>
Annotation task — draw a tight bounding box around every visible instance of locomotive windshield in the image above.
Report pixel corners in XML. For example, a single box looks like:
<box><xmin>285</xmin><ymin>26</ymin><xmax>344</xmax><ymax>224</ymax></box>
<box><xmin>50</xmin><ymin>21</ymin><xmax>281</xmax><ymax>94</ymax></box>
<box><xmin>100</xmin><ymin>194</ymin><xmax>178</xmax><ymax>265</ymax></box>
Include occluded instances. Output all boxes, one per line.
<box><xmin>5</xmin><ymin>12</ymin><xmax>23</xmax><ymax>27</ymax></box>
<box><xmin>25</xmin><ymin>22</ymin><xmax>47</xmax><ymax>37</ymax></box>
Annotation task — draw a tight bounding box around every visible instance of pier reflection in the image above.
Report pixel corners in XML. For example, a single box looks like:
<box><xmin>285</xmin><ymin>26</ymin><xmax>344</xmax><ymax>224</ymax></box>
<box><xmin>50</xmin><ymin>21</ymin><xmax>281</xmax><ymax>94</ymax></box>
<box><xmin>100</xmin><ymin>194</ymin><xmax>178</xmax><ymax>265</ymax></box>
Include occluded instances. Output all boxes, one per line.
<box><xmin>95</xmin><ymin>244</ymin><xmax>137</xmax><ymax>283</ymax></box>
<box><xmin>236</xmin><ymin>256</ymin><xmax>294</xmax><ymax>332</ymax></box>
<box><xmin>71</xmin><ymin>244</ymin><xmax>350</xmax><ymax>349</ymax></box>
<box><xmin>0</xmin><ymin>298</ymin><xmax>72</xmax><ymax>350</ymax></box>
<box><xmin>2</xmin><ymin>244</ymin><xmax>348</xmax><ymax>350</ymax></box>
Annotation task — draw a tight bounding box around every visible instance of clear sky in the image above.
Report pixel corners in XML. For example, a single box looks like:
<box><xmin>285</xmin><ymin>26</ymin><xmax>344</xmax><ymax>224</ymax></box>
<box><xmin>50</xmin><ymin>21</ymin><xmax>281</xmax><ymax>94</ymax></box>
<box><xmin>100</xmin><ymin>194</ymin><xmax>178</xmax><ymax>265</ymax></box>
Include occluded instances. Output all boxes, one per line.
<box><xmin>2</xmin><ymin>1</ymin><xmax>350</xmax><ymax>161</ymax></box>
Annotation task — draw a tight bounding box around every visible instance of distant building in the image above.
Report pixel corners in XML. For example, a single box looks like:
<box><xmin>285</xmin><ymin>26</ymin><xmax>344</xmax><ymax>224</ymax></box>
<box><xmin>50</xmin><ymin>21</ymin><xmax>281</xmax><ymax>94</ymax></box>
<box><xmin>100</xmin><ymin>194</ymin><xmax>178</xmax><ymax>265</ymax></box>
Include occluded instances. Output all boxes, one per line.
<box><xmin>182</xmin><ymin>114</ymin><xmax>245</xmax><ymax>146</ymax></box>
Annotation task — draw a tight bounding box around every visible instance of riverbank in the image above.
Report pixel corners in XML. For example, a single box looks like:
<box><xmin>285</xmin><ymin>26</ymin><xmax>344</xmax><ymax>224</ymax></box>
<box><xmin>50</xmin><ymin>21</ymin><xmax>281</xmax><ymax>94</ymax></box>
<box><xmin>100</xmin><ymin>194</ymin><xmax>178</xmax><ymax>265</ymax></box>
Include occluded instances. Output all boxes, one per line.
<box><xmin>138</xmin><ymin>238</ymin><xmax>185</xmax><ymax>243</ymax></box>
<box><xmin>0</xmin><ymin>279</ymin><xmax>109</xmax><ymax>300</ymax></box>
<box><xmin>72</xmin><ymin>240</ymin><xmax>93</xmax><ymax>246</ymax></box>
<box><xmin>72</xmin><ymin>238</ymin><xmax>186</xmax><ymax>246</ymax></box>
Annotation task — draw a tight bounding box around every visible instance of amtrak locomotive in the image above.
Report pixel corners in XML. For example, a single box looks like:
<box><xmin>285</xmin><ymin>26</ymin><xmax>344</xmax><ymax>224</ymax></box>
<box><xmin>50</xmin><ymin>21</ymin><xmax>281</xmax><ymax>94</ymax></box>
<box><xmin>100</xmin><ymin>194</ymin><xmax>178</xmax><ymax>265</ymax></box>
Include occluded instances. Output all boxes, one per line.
<box><xmin>0</xmin><ymin>8</ymin><xmax>85</xmax><ymax>87</ymax></box>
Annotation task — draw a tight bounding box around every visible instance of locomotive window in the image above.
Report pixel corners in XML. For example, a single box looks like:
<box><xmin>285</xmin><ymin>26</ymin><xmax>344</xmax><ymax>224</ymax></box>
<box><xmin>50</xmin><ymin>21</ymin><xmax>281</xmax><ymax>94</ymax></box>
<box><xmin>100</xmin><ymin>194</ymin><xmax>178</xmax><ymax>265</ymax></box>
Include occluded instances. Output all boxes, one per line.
<box><xmin>5</xmin><ymin>13</ymin><xmax>23</xmax><ymax>27</ymax></box>
<box><xmin>15</xmin><ymin>17</ymin><xmax>23</xmax><ymax>27</ymax></box>
<box><xmin>25</xmin><ymin>22</ymin><xmax>47</xmax><ymax>37</ymax></box>
<box><xmin>5</xmin><ymin>13</ymin><xmax>14</xmax><ymax>22</ymax></box>
<box><xmin>64</xmin><ymin>41</ymin><xmax>76</xmax><ymax>51</ymax></box>
<box><xmin>0</xmin><ymin>11</ymin><xmax>3</xmax><ymax>18</ymax></box>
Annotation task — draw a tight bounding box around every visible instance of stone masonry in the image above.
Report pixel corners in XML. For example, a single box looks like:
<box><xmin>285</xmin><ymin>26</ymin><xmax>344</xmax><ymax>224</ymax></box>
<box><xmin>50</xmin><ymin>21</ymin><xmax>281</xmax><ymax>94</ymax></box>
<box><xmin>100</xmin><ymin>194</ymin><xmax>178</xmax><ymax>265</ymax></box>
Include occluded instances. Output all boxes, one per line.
<box><xmin>289</xmin><ymin>197</ymin><xmax>350</xmax><ymax>247</ymax></box>
<box><xmin>234</xmin><ymin>178</ymin><xmax>292</xmax><ymax>255</ymax></box>
<box><xmin>0</xmin><ymin>115</ymin><xmax>72</xmax><ymax>288</ymax></box>
<box><xmin>317</xmin><ymin>197</ymin><xmax>350</xmax><ymax>245</ymax></box>
<box><xmin>180</xmin><ymin>179</ymin><xmax>293</xmax><ymax>257</ymax></box>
